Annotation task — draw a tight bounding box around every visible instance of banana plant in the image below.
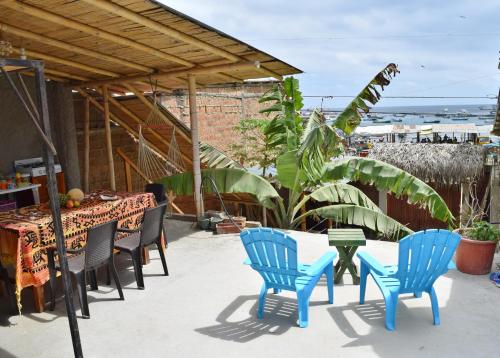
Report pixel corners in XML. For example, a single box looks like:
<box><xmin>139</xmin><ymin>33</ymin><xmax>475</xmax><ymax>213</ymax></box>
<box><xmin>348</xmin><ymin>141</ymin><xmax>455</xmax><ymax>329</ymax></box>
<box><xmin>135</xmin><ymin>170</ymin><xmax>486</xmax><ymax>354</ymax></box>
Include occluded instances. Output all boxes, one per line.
<box><xmin>160</xmin><ymin>65</ymin><xmax>455</xmax><ymax>240</ymax></box>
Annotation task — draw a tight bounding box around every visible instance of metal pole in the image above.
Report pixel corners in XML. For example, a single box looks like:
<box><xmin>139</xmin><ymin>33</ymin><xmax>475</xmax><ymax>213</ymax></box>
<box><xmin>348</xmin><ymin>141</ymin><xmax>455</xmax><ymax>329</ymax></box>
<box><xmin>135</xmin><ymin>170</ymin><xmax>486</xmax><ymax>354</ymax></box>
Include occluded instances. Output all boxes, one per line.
<box><xmin>34</xmin><ymin>62</ymin><xmax>83</xmax><ymax>358</ymax></box>
<box><xmin>188</xmin><ymin>74</ymin><xmax>203</xmax><ymax>217</ymax></box>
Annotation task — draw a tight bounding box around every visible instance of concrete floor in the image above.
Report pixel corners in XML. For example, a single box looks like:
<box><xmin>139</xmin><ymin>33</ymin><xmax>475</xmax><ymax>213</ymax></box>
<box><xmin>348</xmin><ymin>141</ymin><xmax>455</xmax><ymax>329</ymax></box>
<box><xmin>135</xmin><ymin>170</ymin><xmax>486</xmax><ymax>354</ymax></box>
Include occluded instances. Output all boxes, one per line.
<box><xmin>1</xmin><ymin>220</ymin><xmax>499</xmax><ymax>358</ymax></box>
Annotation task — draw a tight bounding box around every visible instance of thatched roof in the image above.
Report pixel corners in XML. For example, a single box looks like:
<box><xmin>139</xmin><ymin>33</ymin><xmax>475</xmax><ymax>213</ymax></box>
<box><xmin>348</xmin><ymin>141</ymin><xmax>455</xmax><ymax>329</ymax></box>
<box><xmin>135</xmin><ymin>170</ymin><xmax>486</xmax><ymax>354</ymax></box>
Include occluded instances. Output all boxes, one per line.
<box><xmin>369</xmin><ymin>143</ymin><xmax>485</xmax><ymax>185</ymax></box>
<box><xmin>0</xmin><ymin>0</ymin><xmax>301</xmax><ymax>92</ymax></box>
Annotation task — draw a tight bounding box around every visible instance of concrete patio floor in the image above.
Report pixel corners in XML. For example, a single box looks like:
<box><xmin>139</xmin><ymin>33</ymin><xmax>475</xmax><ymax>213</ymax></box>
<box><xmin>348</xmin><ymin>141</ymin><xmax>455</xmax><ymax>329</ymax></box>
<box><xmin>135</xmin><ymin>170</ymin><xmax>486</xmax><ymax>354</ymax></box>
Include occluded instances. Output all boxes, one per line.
<box><xmin>1</xmin><ymin>220</ymin><xmax>499</xmax><ymax>358</ymax></box>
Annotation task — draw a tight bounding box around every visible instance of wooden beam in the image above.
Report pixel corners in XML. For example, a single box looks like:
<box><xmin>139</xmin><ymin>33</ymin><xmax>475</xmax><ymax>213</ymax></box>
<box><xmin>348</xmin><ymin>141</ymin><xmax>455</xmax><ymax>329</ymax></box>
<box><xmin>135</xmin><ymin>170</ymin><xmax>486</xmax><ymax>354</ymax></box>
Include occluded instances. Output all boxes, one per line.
<box><xmin>13</xmin><ymin>47</ymin><xmax>168</xmax><ymax>93</ymax></box>
<box><xmin>11</xmin><ymin>47</ymin><xmax>119</xmax><ymax>78</ymax></box>
<box><xmin>100</xmin><ymin>91</ymin><xmax>192</xmax><ymax>170</ymax></box>
<box><xmin>116</xmin><ymin>148</ymin><xmax>152</xmax><ymax>184</ymax></box>
<box><xmin>44</xmin><ymin>68</ymin><xmax>89</xmax><ymax>82</ymax></box>
<box><xmin>83</xmin><ymin>97</ymin><xmax>90</xmax><ymax>193</ymax></box>
<box><xmin>102</xmin><ymin>86</ymin><xmax>116</xmax><ymax>191</ymax></box>
<box><xmin>79</xmin><ymin>61</ymin><xmax>260</xmax><ymax>88</ymax></box>
<box><xmin>0</xmin><ymin>22</ymin><xmax>151</xmax><ymax>73</ymax></box>
<box><xmin>0</xmin><ymin>1</ymin><xmax>194</xmax><ymax>67</ymax></box>
<box><xmin>124</xmin><ymin>84</ymin><xmax>193</xmax><ymax>144</ymax></box>
<box><xmin>77</xmin><ymin>89</ymin><xmax>172</xmax><ymax>171</ymax></box>
<box><xmin>188</xmin><ymin>74</ymin><xmax>203</xmax><ymax>218</ymax></box>
<box><xmin>80</xmin><ymin>0</ymin><xmax>240</xmax><ymax>62</ymax></box>
<box><xmin>200</xmin><ymin>59</ymin><xmax>283</xmax><ymax>81</ymax></box>
<box><xmin>78</xmin><ymin>0</ymin><xmax>283</xmax><ymax>80</ymax></box>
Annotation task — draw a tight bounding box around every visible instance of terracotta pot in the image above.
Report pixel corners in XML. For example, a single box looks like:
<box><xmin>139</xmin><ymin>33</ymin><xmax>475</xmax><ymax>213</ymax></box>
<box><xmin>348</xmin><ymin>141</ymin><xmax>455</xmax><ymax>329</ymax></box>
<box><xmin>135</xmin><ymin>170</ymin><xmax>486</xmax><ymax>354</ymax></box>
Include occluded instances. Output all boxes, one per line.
<box><xmin>455</xmin><ymin>229</ymin><xmax>497</xmax><ymax>275</ymax></box>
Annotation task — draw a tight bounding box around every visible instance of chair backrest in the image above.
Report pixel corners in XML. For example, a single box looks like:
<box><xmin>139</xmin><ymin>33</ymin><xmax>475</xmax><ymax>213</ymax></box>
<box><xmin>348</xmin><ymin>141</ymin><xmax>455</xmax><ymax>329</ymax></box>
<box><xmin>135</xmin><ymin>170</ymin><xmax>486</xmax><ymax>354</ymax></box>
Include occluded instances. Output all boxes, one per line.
<box><xmin>145</xmin><ymin>183</ymin><xmax>167</xmax><ymax>204</ymax></box>
<box><xmin>396</xmin><ymin>229</ymin><xmax>461</xmax><ymax>293</ymax></box>
<box><xmin>140</xmin><ymin>203</ymin><xmax>167</xmax><ymax>246</ymax></box>
<box><xmin>240</xmin><ymin>228</ymin><xmax>299</xmax><ymax>290</ymax></box>
<box><xmin>84</xmin><ymin>220</ymin><xmax>118</xmax><ymax>270</ymax></box>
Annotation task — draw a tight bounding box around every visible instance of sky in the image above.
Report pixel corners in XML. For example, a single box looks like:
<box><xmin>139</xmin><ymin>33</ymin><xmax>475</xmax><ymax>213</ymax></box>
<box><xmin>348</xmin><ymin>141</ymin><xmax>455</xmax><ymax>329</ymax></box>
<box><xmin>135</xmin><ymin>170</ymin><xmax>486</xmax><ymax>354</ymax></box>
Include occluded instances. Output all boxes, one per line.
<box><xmin>163</xmin><ymin>0</ymin><xmax>500</xmax><ymax>109</ymax></box>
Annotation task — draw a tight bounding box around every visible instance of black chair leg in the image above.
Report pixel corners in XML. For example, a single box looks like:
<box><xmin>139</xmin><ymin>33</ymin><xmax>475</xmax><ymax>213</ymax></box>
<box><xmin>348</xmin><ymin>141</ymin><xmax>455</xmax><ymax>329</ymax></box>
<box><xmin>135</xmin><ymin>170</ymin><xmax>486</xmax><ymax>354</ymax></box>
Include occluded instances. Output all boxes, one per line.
<box><xmin>105</xmin><ymin>265</ymin><xmax>111</xmax><ymax>285</ymax></box>
<box><xmin>156</xmin><ymin>241</ymin><xmax>169</xmax><ymax>276</ymax></box>
<box><xmin>48</xmin><ymin>266</ymin><xmax>57</xmax><ymax>311</ymax></box>
<box><xmin>109</xmin><ymin>262</ymin><xmax>124</xmax><ymax>300</ymax></box>
<box><xmin>75</xmin><ymin>272</ymin><xmax>90</xmax><ymax>319</ymax></box>
<box><xmin>1</xmin><ymin>264</ymin><xmax>17</xmax><ymax>313</ymax></box>
<box><xmin>131</xmin><ymin>249</ymin><xmax>145</xmax><ymax>289</ymax></box>
<box><xmin>89</xmin><ymin>270</ymin><xmax>98</xmax><ymax>291</ymax></box>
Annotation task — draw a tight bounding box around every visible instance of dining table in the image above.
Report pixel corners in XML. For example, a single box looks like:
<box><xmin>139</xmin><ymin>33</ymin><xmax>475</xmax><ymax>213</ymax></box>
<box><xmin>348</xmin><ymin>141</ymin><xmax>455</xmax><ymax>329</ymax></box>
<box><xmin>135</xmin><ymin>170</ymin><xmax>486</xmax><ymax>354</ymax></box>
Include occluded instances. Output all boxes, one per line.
<box><xmin>0</xmin><ymin>190</ymin><xmax>156</xmax><ymax>313</ymax></box>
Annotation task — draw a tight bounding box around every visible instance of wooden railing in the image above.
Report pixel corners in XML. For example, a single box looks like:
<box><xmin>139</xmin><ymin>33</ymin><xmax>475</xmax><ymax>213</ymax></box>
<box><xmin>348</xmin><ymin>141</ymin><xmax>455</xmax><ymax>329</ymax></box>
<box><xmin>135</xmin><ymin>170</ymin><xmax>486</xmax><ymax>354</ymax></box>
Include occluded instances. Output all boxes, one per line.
<box><xmin>116</xmin><ymin>148</ymin><xmax>184</xmax><ymax>214</ymax></box>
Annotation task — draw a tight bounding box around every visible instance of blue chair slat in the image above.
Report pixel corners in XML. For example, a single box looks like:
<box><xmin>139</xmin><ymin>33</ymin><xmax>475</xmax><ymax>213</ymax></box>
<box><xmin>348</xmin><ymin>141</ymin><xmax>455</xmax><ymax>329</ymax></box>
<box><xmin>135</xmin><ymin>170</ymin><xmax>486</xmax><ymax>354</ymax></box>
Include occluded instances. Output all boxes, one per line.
<box><xmin>358</xmin><ymin>229</ymin><xmax>461</xmax><ymax>331</ymax></box>
<box><xmin>240</xmin><ymin>227</ymin><xmax>336</xmax><ymax>328</ymax></box>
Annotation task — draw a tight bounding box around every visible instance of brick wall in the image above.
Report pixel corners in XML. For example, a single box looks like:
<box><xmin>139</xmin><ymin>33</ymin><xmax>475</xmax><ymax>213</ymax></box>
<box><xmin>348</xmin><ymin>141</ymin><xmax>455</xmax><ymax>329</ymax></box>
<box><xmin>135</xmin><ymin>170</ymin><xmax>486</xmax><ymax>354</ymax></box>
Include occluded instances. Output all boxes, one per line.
<box><xmin>161</xmin><ymin>81</ymin><xmax>275</xmax><ymax>153</ymax></box>
<box><xmin>72</xmin><ymin>81</ymin><xmax>274</xmax><ymax>193</ymax></box>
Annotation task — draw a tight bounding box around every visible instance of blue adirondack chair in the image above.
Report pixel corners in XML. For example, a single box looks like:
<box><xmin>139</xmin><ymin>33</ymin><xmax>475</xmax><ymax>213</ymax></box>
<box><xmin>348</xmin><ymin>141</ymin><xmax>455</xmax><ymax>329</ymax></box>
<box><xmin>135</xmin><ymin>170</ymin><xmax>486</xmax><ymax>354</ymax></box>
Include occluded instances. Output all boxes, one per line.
<box><xmin>240</xmin><ymin>228</ymin><xmax>337</xmax><ymax>328</ymax></box>
<box><xmin>357</xmin><ymin>229</ymin><xmax>461</xmax><ymax>331</ymax></box>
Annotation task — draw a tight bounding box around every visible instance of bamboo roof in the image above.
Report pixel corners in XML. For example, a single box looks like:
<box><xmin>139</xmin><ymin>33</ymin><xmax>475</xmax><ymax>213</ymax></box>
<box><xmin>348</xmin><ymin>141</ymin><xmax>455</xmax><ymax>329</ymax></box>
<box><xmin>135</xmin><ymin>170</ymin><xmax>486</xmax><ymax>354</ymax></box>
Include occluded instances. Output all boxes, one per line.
<box><xmin>0</xmin><ymin>0</ymin><xmax>301</xmax><ymax>92</ymax></box>
<box><xmin>369</xmin><ymin>143</ymin><xmax>485</xmax><ymax>185</ymax></box>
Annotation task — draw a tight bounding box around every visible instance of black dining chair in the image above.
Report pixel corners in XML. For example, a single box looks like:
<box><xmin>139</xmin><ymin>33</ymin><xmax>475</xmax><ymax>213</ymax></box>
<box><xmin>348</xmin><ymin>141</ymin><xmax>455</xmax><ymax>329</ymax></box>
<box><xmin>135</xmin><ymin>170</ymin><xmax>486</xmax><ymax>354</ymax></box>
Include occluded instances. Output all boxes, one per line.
<box><xmin>145</xmin><ymin>183</ymin><xmax>167</xmax><ymax>205</ymax></box>
<box><xmin>0</xmin><ymin>257</ymin><xmax>16</xmax><ymax>313</ymax></box>
<box><xmin>47</xmin><ymin>220</ymin><xmax>124</xmax><ymax>318</ymax></box>
<box><xmin>115</xmin><ymin>203</ymin><xmax>168</xmax><ymax>289</ymax></box>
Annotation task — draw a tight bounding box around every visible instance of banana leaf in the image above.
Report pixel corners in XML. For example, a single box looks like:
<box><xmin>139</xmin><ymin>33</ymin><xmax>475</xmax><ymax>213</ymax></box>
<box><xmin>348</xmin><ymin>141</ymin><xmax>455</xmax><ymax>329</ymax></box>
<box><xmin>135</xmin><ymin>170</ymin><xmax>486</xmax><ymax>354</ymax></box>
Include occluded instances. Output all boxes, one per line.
<box><xmin>296</xmin><ymin>204</ymin><xmax>413</xmax><ymax>240</ymax></box>
<box><xmin>157</xmin><ymin>168</ymin><xmax>281</xmax><ymax>210</ymax></box>
<box><xmin>298</xmin><ymin>109</ymin><xmax>343</xmax><ymax>183</ymax></box>
<box><xmin>292</xmin><ymin>183</ymin><xmax>381</xmax><ymax>218</ymax></box>
<box><xmin>323</xmin><ymin>157</ymin><xmax>455</xmax><ymax>226</ymax></box>
<box><xmin>199</xmin><ymin>142</ymin><xmax>243</xmax><ymax>169</ymax></box>
<box><xmin>335</xmin><ymin>63</ymin><xmax>399</xmax><ymax>135</ymax></box>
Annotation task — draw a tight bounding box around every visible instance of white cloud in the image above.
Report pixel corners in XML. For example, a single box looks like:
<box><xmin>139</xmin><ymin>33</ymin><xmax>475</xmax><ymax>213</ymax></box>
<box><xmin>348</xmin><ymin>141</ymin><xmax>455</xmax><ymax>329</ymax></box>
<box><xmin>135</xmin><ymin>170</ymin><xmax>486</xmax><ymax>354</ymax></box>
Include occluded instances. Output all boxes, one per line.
<box><xmin>162</xmin><ymin>0</ymin><xmax>500</xmax><ymax>107</ymax></box>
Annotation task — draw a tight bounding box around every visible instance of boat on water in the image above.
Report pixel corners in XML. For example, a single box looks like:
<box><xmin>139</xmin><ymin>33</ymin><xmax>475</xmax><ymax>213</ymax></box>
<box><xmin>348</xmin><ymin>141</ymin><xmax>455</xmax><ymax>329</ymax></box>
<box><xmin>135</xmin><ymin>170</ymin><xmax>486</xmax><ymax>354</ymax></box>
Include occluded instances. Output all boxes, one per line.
<box><xmin>392</xmin><ymin>118</ymin><xmax>403</xmax><ymax>122</ymax></box>
<box><xmin>452</xmin><ymin>117</ymin><xmax>468</xmax><ymax>121</ymax></box>
<box><xmin>394</xmin><ymin>113</ymin><xmax>406</xmax><ymax>117</ymax></box>
<box><xmin>479</xmin><ymin>115</ymin><xmax>495</xmax><ymax>120</ymax></box>
<box><xmin>424</xmin><ymin>119</ymin><xmax>440</xmax><ymax>124</ymax></box>
<box><xmin>367</xmin><ymin>113</ymin><xmax>384</xmax><ymax>120</ymax></box>
<box><xmin>374</xmin><ymin>119</ymin><xmax>391</xmax><ymax>124</ymax></box>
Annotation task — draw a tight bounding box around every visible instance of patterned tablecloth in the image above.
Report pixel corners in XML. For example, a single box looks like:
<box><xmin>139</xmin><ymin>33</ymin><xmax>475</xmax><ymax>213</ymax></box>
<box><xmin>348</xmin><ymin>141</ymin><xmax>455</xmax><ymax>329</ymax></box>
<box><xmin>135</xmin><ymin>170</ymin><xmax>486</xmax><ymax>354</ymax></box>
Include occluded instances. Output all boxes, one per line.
<box><xmin>0</xmin><ymin>191</ymin><xmax>156</xmax><ymax>308</ymax></box>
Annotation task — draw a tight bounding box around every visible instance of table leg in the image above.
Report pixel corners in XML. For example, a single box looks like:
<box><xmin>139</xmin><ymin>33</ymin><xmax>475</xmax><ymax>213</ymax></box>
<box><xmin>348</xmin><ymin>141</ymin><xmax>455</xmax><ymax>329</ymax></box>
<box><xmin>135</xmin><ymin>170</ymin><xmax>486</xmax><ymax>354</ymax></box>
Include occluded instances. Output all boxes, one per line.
<box><xmin>32</xmin><ymin>187</ymin><xmax>40</xmax><ymax>205</ymax></box>
<box><xmin>32</xmin><ymin>285</ymin><xmax>45</xmax><ymax>313</ymax></box>
<box><xmin>141</xmin><ymin>247</ymin><xmax>150</xmax><ymax>265</ymax></box>
<box><xmin>334</xmin><ymin>246</ymin><xmax>361</xmax><ymax>285</ymax></box>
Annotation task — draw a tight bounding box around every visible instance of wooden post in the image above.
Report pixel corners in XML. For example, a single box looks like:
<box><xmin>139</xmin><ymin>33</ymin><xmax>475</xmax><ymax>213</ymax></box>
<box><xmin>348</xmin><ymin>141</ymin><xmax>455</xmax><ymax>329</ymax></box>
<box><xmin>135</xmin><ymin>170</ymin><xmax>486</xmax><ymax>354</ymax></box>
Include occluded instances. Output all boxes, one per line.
<box><xmin>262</xmin><ymin>206</ymin><xmax>267</xmax><ymax>227</ymax></box>
<box><xmin>124</xmin><ymin>162</ymin><xmax>132</xmax><ymax>192</ymax></box>
<box><xmin>102</xmin><ymin>85</ymin><xmax>116</xmax><ymax>191</ymax></box>
<box><xmin>83</xmin><ymin>97</ymin><xmax>90</xmax><ymax>192</ymax></box>
<box><xmin>188</xmin><ymin>74</ymin><xmax>203</xmax><ymax>218</ymax></box>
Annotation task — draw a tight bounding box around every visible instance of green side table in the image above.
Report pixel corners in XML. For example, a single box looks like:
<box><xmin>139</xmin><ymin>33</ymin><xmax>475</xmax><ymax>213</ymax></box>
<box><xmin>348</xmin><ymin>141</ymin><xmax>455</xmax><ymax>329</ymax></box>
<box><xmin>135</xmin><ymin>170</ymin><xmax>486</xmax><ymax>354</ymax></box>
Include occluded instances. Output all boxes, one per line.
<box><xmin>328</xmin><ymin>228</ymin><xmax>366</xmax><ymax>284</ymax></box>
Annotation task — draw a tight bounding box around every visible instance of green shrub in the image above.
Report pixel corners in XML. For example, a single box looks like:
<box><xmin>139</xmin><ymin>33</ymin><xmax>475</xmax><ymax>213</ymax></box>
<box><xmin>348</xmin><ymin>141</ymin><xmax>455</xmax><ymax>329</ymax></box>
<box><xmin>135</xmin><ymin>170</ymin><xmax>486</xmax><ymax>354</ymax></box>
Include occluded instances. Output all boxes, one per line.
<box><xmin>468</xmin><ymin>221</ymin><xmax>500</xmax><ymax>242</ymax></box>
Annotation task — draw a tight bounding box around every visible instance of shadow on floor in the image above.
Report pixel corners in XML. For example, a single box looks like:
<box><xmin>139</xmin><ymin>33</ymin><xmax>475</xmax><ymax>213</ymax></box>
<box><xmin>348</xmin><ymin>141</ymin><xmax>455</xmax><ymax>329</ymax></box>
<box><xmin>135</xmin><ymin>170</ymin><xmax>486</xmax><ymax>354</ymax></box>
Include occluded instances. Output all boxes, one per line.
<box><xmin>0</xmin><ymin>249</ymin><xmax>170</xmax><ymax>321</ymax></box>
<box><xmin>195</xmin><ymin>294</ymin><xmax>296</xmax><ymax>342</ymax></box>
<box><xmin>0</xmin><ymin>347</ymin><xmax>18</xmax><ymax>358</ymax></box>
<box><xmin>196</xmin><ymin>292</ymin><xmax>332</xmax><ymax>343</ymax></box>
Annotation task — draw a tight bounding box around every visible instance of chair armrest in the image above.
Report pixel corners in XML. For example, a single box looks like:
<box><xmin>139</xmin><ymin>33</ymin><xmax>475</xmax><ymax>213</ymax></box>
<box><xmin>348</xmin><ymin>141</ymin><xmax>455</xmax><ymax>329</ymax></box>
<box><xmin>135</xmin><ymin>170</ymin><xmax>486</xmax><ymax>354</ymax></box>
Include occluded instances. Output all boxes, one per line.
<box><xmin>66</xmin><ymin>248</ymin><xmax>84</xmax><ymax>255</ymax></box>
<box><xmin>243</xmin><ymin>257</ymin><xmax>251</xmax><ymax>265</ymax></box>
<box><xmin>447</xmin><ymin>260</ymin><xmax>457</xmax><ymax>270</ymax></box>
<box><xmin>357</xmin><ymin>251</ymin><xmax>390</xmax><ymax>276</ymax></box>
<box><xmin>117</xmin><ymin>227</ymin><xmax>141</xmax><ymax>233</ymax></box>
<box><xmin>304</xmin><ymin>252</ymin><xmax>337</xmax><ymax>277</ymax></box>
<box><xmin>46</xmin><ymin>246</ymin><xmax>83</xmax><ymax>255</ymax></box>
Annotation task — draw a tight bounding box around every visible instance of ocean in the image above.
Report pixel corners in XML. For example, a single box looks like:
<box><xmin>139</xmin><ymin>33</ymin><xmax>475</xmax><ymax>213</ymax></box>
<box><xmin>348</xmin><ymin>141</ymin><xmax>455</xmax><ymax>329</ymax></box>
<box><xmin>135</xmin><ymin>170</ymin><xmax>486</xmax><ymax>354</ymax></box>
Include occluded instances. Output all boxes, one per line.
<box><xmin>319</xmin><ymin>104</ymin><xmax>497</xmax><ymax>127</ymax></box>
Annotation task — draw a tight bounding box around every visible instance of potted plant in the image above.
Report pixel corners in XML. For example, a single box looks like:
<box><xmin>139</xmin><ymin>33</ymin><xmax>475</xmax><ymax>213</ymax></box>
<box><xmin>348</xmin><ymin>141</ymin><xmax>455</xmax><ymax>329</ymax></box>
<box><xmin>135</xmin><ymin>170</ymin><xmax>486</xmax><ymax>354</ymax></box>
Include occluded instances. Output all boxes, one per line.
<box><xmin>455</xmin><ymin>221</ymin><xmax>500</xmax><ymax>275</ymax></box>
